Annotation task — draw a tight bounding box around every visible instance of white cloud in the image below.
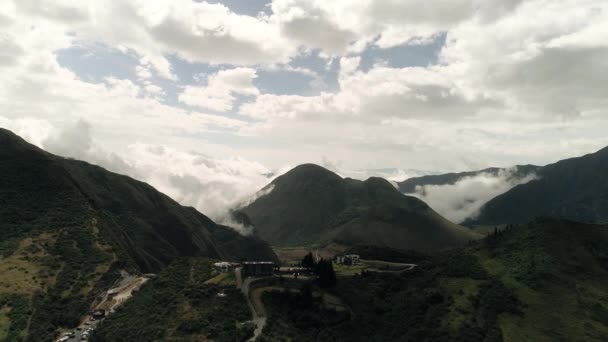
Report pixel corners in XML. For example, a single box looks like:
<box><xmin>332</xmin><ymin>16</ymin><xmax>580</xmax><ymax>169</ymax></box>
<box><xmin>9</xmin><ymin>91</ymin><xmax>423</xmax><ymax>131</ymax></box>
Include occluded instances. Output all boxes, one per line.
<box><xmin>178</xmin><ymin>67</ymin><xmax>259</xmax><ymax>112</ymax></box>
<box><xmin>339</xmin><ymin>56</ymin><xmax>360</xmax><ymax>77</ymax></box>
<box><xmin>406</xmin><ymin>168</ymin><xmax>538</xmax><ymax>223</ymax></box>
<box><xmin>240</xmin><ymin>64</ymin><xmax>492</xmax><ymax>121</ymax></box>
<box><xmin>2</xmin><ymin>0</ymin><xmax>300</xmax><ymax>80</ymax></box>
<box><xmin>1</xmin><ymin>116</ymin><xmax>272</xmax><ymax>234</ymax></box>
<box><xmin>0</xmin><ymin>0</ymin><xmax>607</xmax><ymax>204</ymax></box>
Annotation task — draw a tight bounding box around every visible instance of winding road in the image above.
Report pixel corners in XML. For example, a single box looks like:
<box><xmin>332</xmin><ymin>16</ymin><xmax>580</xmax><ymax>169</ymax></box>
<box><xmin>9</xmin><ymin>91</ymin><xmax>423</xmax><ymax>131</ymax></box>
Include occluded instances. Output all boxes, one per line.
<box><xmin>235</xmin><ymin>268</ymin><xmax>267</xmax><ymax>342</ymax></box>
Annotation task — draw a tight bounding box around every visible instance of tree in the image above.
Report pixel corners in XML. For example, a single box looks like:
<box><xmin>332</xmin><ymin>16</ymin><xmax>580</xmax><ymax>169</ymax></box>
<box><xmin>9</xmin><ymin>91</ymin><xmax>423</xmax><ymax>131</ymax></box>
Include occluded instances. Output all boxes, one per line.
<box><xmin>316</xmin><ymin>259</ymin><xmax>337</xmax><ymax>288</ymax></box>
<box><xmin>302</xmin><ymin>252</ymin><xmax>316</xmax><ymax>269</ymax></box>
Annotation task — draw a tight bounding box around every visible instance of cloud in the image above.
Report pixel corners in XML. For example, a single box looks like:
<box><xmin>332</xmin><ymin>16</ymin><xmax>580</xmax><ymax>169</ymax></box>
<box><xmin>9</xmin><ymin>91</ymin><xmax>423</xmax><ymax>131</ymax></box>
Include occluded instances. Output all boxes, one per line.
<box><xmin>0</xmin><ymin>34</ymin><xmax>24</xmax><ymax>66</ymax></box>
<box><xmin>406</xmin><ymin>168</ymin><xmax>538</xmax><ymax>223</ymax></box>
<box><xmin>234</xmin><ymin>0</ymin><xmax>608</xmax><ymax>170</ymax></box>
<box><xmin>239</xmin><ymin>64</ymin><xmax>494</xmax><ymax>121</ymax></box>
<box><xmin>178</xmin><ymin>67</ymin><xmax>260</xmax><ymax>112</ymax></box>
<box><xmin>1</xmin><ymin>0</ymin><xmax>608</xmax><ymax>189</ymax></box>
<box><xmin>3</xmin><ymin>0</ymin><xmax>299</xmax><ymax>80</ymax></box>
<box><xmin>271</xmin><ymin>0</ymin><xmax>357</xmax><ymax>54</ymax></box>
<box><xmin>0</xmin><ymin>116</ymin><xmax>271</xmax><ymax>235</ymax></box>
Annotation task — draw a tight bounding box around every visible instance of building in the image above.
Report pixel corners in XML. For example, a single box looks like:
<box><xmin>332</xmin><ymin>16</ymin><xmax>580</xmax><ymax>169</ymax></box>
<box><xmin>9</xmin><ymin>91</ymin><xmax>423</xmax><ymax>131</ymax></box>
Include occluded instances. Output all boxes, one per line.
<box><xmin>335</xmin><ymin>254</ymin><xmax>360</xmax><ymax>265</ymax></box>
<box><xmin>242</xmin><ymin>261</ymin><xmax>275</xmax><ymax>277</ymax></box>
<box><xmin>346</xmin><ymin>254</ymin><xmax>360</xmax><ymax>265</ymax></box>
<box><xmin>213</xmin><ymin>261</ymin><xmax>235</xmax><ymax>273</ymax></box>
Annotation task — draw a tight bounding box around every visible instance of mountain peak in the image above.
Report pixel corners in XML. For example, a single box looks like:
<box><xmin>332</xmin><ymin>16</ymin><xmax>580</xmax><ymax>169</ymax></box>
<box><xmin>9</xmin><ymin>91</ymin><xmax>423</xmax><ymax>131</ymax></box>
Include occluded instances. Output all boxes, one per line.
<box><xmin>281</xmin><ymin>163</ymin><xmax>339</xmax><ymax>177</ymax></box>
<box><xmin>272</xmin><ymin>163</ymin><xmax>343</xmax><ymax>187</ymax></box>
<box><xmin>0</xmin><ymin>127</ymin><xmax>24</xmax><ymax>144</ymax></box>
<box><xmin>0</xmin><ymin>127</ymin><xmax>45</xmax><ymax>157</ymax></box>
<box><xmin>363</xmin><ymin>176</ymin><xmax>396</xmax><ymax>189</ymax></box>
<box><xmin>239</xmin><ymin>163</ymin><xmax>478</xmax><ymax>249</ymax></box>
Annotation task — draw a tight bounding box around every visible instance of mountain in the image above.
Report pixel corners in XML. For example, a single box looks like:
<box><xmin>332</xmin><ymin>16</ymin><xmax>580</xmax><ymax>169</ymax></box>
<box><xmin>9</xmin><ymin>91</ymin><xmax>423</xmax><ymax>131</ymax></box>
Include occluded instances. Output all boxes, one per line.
<box><xmin>0</xmin><ymin>128</ymin><xmax>275</xmax><ymax>341</ymax></box>
<box><xmin>397</xmin><ymin>165</ymin><xmax>540</xmax><ymax>194</ymax></box>
<box><xmin>237</xmin><ymin>164</ymin><xmax>480</xmax><ymax>250</ymax></box>
<box><xmin>258</xmin><ymin>218</ymin><xmax>608</xmax><ymax>341</ymax></box>
<box><xmin>470</xmin><ymin>146</ymin><xmax>608</xmax><ymax>225</ymax></box>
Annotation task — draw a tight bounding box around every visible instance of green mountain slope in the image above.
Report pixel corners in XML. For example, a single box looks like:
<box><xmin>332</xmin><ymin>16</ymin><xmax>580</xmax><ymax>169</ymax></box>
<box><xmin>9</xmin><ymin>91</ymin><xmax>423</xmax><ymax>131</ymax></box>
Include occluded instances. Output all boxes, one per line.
<box><xmin>260</xmin><ymin>218</ymin><xmax>608</xmax><ymax>341</ymax></box>
<box><xmin>0</xmin><ymin>128</ymin><xmax>275</xmax><ymax>341</ymax></box>
<box><xmin>91</xmin><ymin>258</ymin><xmax>253</xmax><ymax>342</ymax></box>
<box><xmin>238</xmin><ymin>164</ymin><xmax>479</xmax><ymax>250</ymax></box>
<box><xmin>397</xmin><ymin>165</ymin><xmax>540</xmax><ymax>193</ymax></box>
<box><xmin>470</xmin><ymin>146</ymin><xmax>608</xmax><ymax>225</ymax></box>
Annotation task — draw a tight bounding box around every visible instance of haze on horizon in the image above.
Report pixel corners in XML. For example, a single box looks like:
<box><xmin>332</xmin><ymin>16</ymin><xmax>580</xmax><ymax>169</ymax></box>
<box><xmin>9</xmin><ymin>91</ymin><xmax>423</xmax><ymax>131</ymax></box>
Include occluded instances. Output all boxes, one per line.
<box><xmin>1</xmin><ymin>0</ymin><xmax>607</xmax><ymax>222</ymax></box>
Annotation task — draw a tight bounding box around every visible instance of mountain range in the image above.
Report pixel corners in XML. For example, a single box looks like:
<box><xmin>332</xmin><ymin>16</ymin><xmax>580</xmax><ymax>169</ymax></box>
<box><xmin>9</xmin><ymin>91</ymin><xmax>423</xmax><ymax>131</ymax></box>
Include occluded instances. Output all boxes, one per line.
<box><xmin>0</xmin><ymin>128</ymin><xmax>275</xmax><ymax>341</ymax></box>
<box><xmin>237</xmin><ymin>164</ymin><xmax>480</xmax><ymax>250</ymax></box>
<box><xmin>397</xmin><ymin>165</ymin><xmax>540</xmax><ymax>194</ymax></box>
<box><xmin>470</xmin><ymin>146</ymin><xmax>608</xmax><ymax>225</ymax></box>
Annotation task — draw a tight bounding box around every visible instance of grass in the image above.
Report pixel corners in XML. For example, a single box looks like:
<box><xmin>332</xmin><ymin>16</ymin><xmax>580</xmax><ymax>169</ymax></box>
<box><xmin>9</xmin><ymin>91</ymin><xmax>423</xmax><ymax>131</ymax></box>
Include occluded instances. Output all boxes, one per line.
<box><xmin>439</xmin><ymin>277</ymin><xmax>482</xmax><ymax>331</ymax></box>
<box><xmin>332</xmin><ymin>262</ymin><xmax>368</xmax><ymax>276</ymax></box>
<box><xmin>474</xmin><ymin>221</ymin><xmax>608</xmax><ymax>342</ymax></box>
<box><xmin>0</xmin><ymin>306</ymin><xmax>10</xmax><ymax>341</ymax></box>
<box><xmin>0</xmin><ymin>234</ymin><xmax>60</xmax><ymax>295</ymax></box>
<box><xmin>0</xmin><ymin>256</ymin><xmax>42</xmax><ymax>295</ymax></box>
<box><xmin>204</xmin><ymin>271</ymin><xmax>236</xmax><ymax>286</ymax></box>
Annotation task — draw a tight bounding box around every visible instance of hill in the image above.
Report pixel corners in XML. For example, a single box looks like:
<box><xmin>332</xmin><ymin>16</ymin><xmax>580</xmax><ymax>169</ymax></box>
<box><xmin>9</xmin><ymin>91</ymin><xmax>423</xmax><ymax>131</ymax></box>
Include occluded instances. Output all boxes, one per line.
<box><xmin>237</xmin><ymin>164</ymin><xmax>479</xmax><ymax>250</ymax></box>
<box><xmin>91</xmin><ymin>258</ymin><xmax>253</xmax><ymax>342</ymax></box>
<box><xmin>470</xmin><ymin>146</ymin><xmax>608</xmax><ymax>225</ymax></box>
<box><xmin>397</xmin><ymin>165</ymin><xmax>540</xmax><ymax>193</ymax></box>
<box><xmin>259</xmin><ymin>218</ymin><xmax>608</xmax><ymax>341</ymax></box>
<box><xmin>0</xmin><ymin>128</ymin><xmax>275</xmax><ymax>341</ymax></box>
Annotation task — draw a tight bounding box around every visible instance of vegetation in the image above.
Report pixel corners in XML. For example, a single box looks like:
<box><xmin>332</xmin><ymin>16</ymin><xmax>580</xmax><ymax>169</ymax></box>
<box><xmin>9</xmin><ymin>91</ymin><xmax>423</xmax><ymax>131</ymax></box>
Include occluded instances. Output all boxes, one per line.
<box><xmin>0</xmin><ymin>128</ymin><xmax>276</xmax><ymax>341</ymax></box>
<box><xmin>301</xmin><ymin>253</ymin><xmax>337</xmax><ymax>288</ymax></box>
<box><xmin>301</xmin><ymin>252</ymin><xmax>316</xmax><ymax>269</ymax></box>
<box><xmin>259</xmin><ymin>219</ymin><xmax>608</xmax><ymax>341</ymax></box>
<box><xmin>259</xmin><ymin>288</ymin><xmax>350</xmax><ymax>341</ymax></box>
<box><xmin>315</xmin><ymin>259</ymin><xmax>337</xmax><ymax>288</ymax></box>
<box><xmin>92</xmin><ymin>258</ymin><xmax>252</xmax><ymax>342</ymax></box>
<box><xmin>238</xmin><ymin>163</ymin><xmax>479</xmax><ymax>250</ymax></box>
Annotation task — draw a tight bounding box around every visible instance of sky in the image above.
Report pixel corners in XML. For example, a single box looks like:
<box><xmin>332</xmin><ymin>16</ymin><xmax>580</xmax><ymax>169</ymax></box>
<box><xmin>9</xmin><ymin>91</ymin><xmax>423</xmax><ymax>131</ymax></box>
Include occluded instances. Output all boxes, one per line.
<box><xmin>1</xmin><ymin>0</ymin><xmax>607</xmax><ymax>223</ymax></box>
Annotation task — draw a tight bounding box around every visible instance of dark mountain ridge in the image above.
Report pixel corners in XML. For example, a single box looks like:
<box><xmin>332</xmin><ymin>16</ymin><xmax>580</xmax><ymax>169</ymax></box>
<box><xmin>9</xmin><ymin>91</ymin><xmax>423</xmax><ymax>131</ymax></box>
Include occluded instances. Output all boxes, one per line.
<box><xmin>470</xmin><ymin>146</ymin><xmax>608</xmax><ymax>225</ymax></box>
<box><xmin>397</xmin><ymin>164</ymin><xmax>540</xmax><ymax>193</ymax></box>
<box><xmin>0</xmin><ymin>128</ymin><xmax>277</xmax><ymax>341</ymax></box>
<box><xmin>238</xmin><ymin>164</ymin><xmax>479</xmax><ymax>250</ymax></box>
<box><xmin>0</xmin><ymin>128</ymin><xmax>276</xmax><ymax>272</ymax></box>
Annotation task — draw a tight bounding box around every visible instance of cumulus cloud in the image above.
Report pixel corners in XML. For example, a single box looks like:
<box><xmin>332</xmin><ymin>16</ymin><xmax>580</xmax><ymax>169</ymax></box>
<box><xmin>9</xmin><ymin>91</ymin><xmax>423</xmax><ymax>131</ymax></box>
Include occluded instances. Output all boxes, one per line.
<box><xmin>406</xmin><ymin>168</ymin><xmax>538</xmax><ymax>223</ymax></box>
<box><xmin>179</xmin><ymin>67</ymin><xmax>260</xmax><ymax>112</ymax></box>
<box><xmin>1</xmin><ymin>0</ymin><xmax>608</xmax><ymax>205</ymax></box>
<box><xmin>240</xmin><ymin>64</ymin><xmax>494</xmax><ymax>121</ymax></box>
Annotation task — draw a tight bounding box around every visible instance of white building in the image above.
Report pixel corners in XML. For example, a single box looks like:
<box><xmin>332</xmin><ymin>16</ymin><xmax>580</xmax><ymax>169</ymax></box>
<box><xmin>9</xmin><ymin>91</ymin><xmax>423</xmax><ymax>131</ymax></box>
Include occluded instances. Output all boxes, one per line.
<box><xmin>213</xmin><ymin>262</ymin><xmax>234</xmax><ymax>273</ymax></box>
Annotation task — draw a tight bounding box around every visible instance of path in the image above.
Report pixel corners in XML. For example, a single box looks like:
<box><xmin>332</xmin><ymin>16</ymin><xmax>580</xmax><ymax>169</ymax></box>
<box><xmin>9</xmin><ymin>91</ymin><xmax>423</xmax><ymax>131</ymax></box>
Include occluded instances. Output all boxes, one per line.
<box><xmin>235</xmin><ymin>268</ymin><xmax>266</xmax><ymax>342</ymax></box>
